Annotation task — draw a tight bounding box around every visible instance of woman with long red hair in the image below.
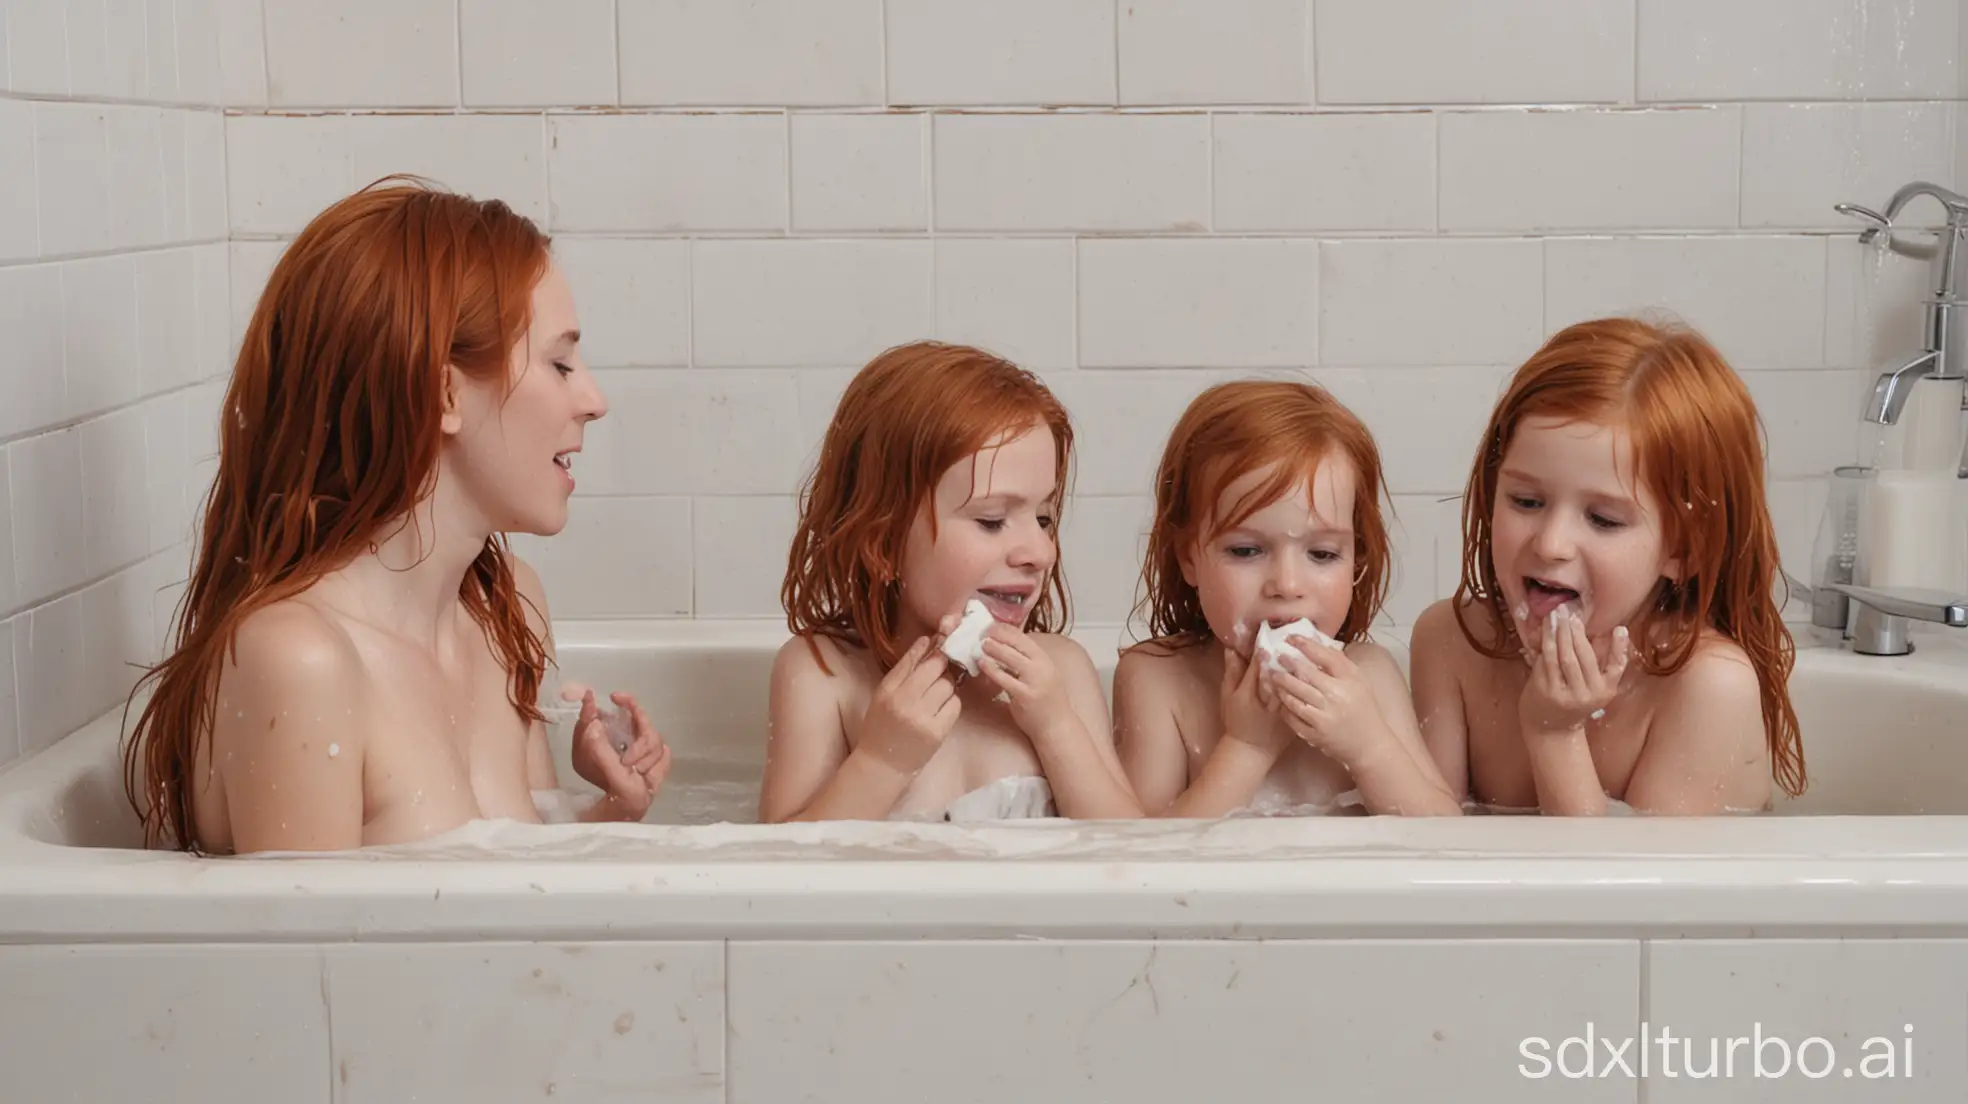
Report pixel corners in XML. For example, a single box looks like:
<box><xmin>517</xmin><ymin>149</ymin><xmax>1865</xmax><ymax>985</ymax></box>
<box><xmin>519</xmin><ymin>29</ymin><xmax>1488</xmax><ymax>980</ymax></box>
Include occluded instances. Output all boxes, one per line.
<box><xmin>125</xmin><ymin>179</ymin><xmax>669</xmax><ymax>854</ymax></box>
<box><xmin>1116</xmin><ymin>380</ymin><xmax>1460</xmax><ymax>818</ymax></box>
<box><xmin>1410</xmin><ymin>317</ymin><xmax>1804</xmax><ymax>815</ymax></box>
<box><xmin>761</xmin><ymin>341</ymin><xmax>1141</xmax><ymax>822</ymax></box>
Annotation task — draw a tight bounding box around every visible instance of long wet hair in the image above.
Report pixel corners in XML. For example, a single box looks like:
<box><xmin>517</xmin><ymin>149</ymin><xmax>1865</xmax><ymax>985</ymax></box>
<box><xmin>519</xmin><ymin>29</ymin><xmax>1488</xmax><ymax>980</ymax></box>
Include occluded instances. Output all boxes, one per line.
<box><xmin>1132</xmin><ymin>379</ymin><xmax>1393</xmax><ymax>653</ymax></box>
<box><xmin>782</xmin><ymin>341</ymin><xmax>1075</xmax><ymax>672</ymax></box>
<box><xmin>1454</xmin><ymin>317</ymin><xmax>1804</xmax><ymax>797</ymax></box>
<box><xmin>124</xmin><ymin>178</ymin><xmax>555</xmax><ymax>851</ymax></box>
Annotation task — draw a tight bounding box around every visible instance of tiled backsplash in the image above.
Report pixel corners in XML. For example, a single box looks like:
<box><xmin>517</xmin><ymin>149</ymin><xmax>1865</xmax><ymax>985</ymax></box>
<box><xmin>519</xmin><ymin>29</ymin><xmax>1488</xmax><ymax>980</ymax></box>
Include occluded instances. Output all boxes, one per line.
<box><xmin>2</xmin><ymin>0</ymin><xmax>1964</xmax><ymax>768</ymax></box>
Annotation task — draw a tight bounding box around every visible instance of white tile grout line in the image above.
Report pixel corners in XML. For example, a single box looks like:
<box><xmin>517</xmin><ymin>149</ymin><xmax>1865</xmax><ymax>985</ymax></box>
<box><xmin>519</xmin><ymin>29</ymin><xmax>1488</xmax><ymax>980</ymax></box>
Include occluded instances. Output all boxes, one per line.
<box><xmin>781</xmin><ymin>109</ymin><xmax>792</xmax><ymax>235</ymax></box>
<box><xmin>1111</xmin><ymin>0</ymin><xmax>1121</xmax><ymax>105</ymax></box>
<box><xmin>612</xmin><ymin>0</ymin><xmax>622</xmax><ymax>108</ymax></box>
<box><xmin>255</xmin><ymin>0</ymin><xmax>270</xmax><ymax>107</ymax></box>
<box><xmin>453</xmin><ymin>0</ymin><xmax>463</xmax><ymax>108</ymax></box>
<box><xmin>878</xmin><ymin>0</ymin><xmax>889</xmax><ymax>108</ymax></box>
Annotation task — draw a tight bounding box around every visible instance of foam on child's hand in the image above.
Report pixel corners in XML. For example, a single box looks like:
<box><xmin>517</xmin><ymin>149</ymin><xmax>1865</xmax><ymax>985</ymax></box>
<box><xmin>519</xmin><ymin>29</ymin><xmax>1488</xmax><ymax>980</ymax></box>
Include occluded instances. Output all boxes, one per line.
<box><xmin>942</xmin><ymin>599</ymin><xmax>993</xmax><ymax>675</ymax></box>
<box><xmin>1254</xmin><ymin>617</ymin><xmax>1339</xmax><ymax>674</ymax></box>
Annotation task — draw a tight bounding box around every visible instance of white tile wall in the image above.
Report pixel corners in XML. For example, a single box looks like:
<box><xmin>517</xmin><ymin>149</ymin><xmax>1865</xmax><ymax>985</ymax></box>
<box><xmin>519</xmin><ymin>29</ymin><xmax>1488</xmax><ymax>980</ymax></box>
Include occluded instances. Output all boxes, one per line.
<box><xmin>1317</xmin><ymin>0</ymin><xmax>1635</xmax><ymax>105</ymax></box>
<box><xmin>1740</xmin><ymin>103</ymin><xmax>1957</xmax><ymax>230</ymax></box>
<box><xmin>0</xmin><ymin>97</ymin><xmax>35</xmax><ymax>260</ymax></box>
<box><xmin>64</xmin><ymin>0</ymin><xmax>109</xmax><ymax>99</ymax></box>
<box><xmin>0</xmin><ymin>618</ymin><xmax>16</xmax><ymax>762</ymax></box>
<box><xmin>1439</xmin><ymin>107</ymin><xmax>1741</xmax><ymax>231</ymax></box>
<box><xmin>0</xmin><ymin>265</ymin><xmax>67</xmax><ymax>440</ymax></box>
<box><xmin>547</xmin><ymin>113</ymin><xmax>787</xmax><ymax>233</ymax></box>
<box><xmin>347</xmin><ymin>114</ymin><xmax>549</xmax><ymax>225</ymax></box>
<box><xmin>0</xmin><ymin>946</ymin><xmax>330</xmax><ymax>1102</ymax></box>
<box><xmin>887</xmin><ymin>0</ymin><xmax>1115</xmax><ymax>106</ymax></box>
<box><xmin>933</xmin><ymin>113</ymin><xmax>1210</xmax><ymax>232</ymax></box>
<box><xmin>1648</xmin><ymin>940</ymin><xmax>1968</xmax><ymax>1099</ymax></box>
<box><xmin>1118</xmin><ymin>0</ymin><xmax>1310</xmax><ymax>105</ymax></box>
<box><xmin>1212</xmin><ymin>112</ymin><xmax>1436</xmax><ymax>232</ymax></box>
<box><xmin>324</xmin><ymin>942</ymin><xmax>724</xmax><ymax>1102</ymax></box>
<box><xmin>620</xmin><ymin>0</ymin><xmax>883</xmax><ymax>107</ymax></box>
<box><xmin>1319</xmin><ymin>240</ymin><xmax>1544</xmax><ymax>365</ymax></box>
<box><xmin>726</xmin><ymin>940</ymin><xmax>1640</xmax><ymax>1102</ymax></box>
<box><xmin>0</xmin><ymin>7</ymin><xmax>228</xmax><ymax>770</ymax></box>
<box><xmin>552</xmin><ymin>238</ymin><xmax>692</xmax><ymax>369</ymax></box>
<box><xmin>1638</xmin><ymin>0</ymin><xmax>1960</xmax><ymax>101</ymax></box>
<box><xmin>789</xmin><ymin>113</ymin><xmax>928</xmax><ymax>232</ymax></box>
<box><xmin>691</xmin><ymin>240</ymin><xmax>933</xmax><ymax>367</ymax></box>
<box><xmin>1</xmin><ymin>0</ymin><xmax>1959</xmax><ymax>772</ymax></box>
<box><xmin>262</xmin><ymin>0</ymin><xmax>458</xmax><ymax>107</ymax></box>
<box><xmin>933</xmin><ymin>238</ymin><xmax>1077</xmax><ymax>370</ymax></box>
<box><xmin>460</xmin><ymin>0</ymin><xmax>617</xmax><ymax>109</ymax></box>
<box><xmin>0</xmin><ymin>449</ymin><xmax>14</xmax><ymax>616</ymax></box>
<box><xmin>7</xmin><ymin>0</ymin><xmax>70</xmax><ymax>95</ymax></box>
<box><xmin>1543</xmin><ymin>237</ymin><xmax>1829</xmax><ymax>370</ymax></box>
<box><xmin>1079</xmin><ymin>238</ymin><xmax>1319</xmax><ymax>367</ymax></box>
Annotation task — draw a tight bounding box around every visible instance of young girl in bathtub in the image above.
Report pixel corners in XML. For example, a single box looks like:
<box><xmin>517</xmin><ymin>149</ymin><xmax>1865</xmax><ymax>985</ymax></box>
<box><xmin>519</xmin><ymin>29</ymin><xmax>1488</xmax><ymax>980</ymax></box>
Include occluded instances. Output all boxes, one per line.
<box><xmin>759</xmin><ymin>342</ymin><xmax>1142</xmax><ymax>823</ymax></box>
<box><xmin>1115</xmin><ymin>380</ymin><xmax>1461</xmax><ymax>818</ymax></box>
<box><xmin>1409</xmin><ymin>317</ymin><xmax>1804</xmax><ymax>816</ymax></box>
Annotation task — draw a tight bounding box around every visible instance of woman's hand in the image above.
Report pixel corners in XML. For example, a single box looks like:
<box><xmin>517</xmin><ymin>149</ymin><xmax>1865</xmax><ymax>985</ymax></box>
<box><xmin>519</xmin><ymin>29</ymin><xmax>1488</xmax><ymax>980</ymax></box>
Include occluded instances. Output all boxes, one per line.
<box><xmin>570</xmin><ymin>689</ymin><xmax>670</xmax><ymax>821</ymax></box>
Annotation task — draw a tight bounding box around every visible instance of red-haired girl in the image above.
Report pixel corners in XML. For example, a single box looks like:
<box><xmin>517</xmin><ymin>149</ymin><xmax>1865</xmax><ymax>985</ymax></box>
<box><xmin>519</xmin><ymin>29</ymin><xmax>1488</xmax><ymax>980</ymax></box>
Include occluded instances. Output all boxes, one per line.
<box><xmin>1116</xmin><ymin>380</ymin><xmax>1460</xmax><ymax>818</ymax></box>
<box><xmin>125</xmin><ymin>179</ymin><xmax>668</xmax><ymax>854</ymax></box>
<box><xmin>761</xmin><ymin>342</ymin><xmax>1141</xmax><ymax>822</ymax></box>
<box><xmin>1410</xmin><ymin>318</ymin><xmax>1804</xmax><ymax>815</ymax></box>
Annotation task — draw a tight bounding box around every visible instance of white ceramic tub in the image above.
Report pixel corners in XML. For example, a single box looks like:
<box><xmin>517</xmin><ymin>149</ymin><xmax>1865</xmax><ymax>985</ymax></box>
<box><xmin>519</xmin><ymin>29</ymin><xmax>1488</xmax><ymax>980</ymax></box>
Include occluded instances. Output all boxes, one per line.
<box><xmin>2</xmin><ymin>621</ymin><xmax>1967</xmax><ymax>1102</ymax></box>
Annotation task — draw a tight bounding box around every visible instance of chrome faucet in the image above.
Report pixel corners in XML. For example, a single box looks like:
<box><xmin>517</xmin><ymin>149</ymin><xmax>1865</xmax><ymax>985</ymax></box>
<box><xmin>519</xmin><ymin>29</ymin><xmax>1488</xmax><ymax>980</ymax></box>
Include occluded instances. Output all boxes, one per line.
<box><xmin>1836</xmin><ymin>181</ymin><xmax>1968</xmax><ymax>476</ymax></box>
<box><xmin>1821</xmin><ymin>581</ymin><xmax>1968</xmax><ymax>657</ymax></box>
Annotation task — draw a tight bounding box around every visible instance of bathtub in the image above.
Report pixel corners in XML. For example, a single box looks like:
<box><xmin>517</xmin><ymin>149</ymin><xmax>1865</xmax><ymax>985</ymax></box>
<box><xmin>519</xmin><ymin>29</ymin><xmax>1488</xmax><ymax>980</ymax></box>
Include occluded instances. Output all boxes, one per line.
<box><xmin>2</xmin><ymin>620</ymin><xmax>1967</xmax><ymax>1101</ymax></box>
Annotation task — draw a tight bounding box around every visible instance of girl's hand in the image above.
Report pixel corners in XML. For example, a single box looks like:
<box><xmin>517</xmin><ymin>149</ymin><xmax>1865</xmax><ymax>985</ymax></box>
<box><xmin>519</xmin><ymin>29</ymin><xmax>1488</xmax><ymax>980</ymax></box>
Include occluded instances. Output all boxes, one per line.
<box><xmin>570</xmin><ymin>690</ymin><xmax>671</xmax><ymax>820</ymax></box>
<box><xmin>1221</xmin><ymin>645</ymin><xmax>1295</xmax><ymax>758</ymax></box>
<box><xmin>858</xmin><ymin>635</ymin><xmax>962</xmax><ymax>776</ymax></box>
<box><xmin>978</xmin><ymin>624</ymin><xmax>1074</xmax><ymax>742</ymax></box>
<box><xmin>1266</xmin><ymin>636</ymin><xmax>1393</xmax><ymax>766</ymax></box>
<box><xmin>1516</xmin><ymin>606</ymin><xmax>1632</xmax><ymax>736</ymax></box>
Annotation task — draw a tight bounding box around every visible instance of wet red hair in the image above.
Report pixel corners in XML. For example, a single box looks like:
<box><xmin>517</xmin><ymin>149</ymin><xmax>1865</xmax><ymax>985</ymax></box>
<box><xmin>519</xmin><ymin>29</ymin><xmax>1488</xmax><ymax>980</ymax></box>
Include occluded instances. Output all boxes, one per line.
<box><xmin>124</xmin><ymin>177</ymin><xmax>554</xmax><ymax>851</ymax></box>
<box><xmin>1132</xmin><ymin>379</ymin><xmax>1393</xmax><ymax>652</ymax></box>
<box><xmin>783</xmin><ymin>341</ymin><xmax>1075</xmax><ymax>672</ymax></box>
<box><xmin>1454</xmin><ymin>317</ymin><xmax>1804</xmax><ymax>796</ymax></box>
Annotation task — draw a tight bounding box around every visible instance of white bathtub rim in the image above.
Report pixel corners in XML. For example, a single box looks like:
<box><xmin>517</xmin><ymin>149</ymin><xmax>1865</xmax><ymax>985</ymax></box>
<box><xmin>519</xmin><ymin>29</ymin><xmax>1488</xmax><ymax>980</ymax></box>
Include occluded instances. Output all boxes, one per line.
<box><xmin>2</xmin><ymin>618</ymin><xmax>1966</xmax><ymax>942</ymax></box>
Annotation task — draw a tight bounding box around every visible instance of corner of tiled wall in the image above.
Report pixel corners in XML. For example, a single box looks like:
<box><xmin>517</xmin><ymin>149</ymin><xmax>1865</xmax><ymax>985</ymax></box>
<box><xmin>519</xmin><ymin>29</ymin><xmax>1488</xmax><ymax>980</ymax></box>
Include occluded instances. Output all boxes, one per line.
<box><xmin>4</xmin><ymin>0</ymin><xmax>1965</xmax><ymax>769</ymax></box>
<box><xmin>2</xmin><ymin>0</ymin><xmax>231</xmax><ymax>770</ymax></box>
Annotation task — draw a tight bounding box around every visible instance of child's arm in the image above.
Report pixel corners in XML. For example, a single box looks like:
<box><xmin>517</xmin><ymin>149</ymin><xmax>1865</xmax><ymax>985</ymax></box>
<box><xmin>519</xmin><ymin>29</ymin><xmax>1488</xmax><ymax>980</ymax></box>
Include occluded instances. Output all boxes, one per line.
<box><xmin>1344</xmin><ymin>643</ymin><xmax>1463</xmax><ymax>815</ymax></box>
<box><xmin>1622</xmin><ymin>648</ymin><xmax>1772</xmax><ymax>814</ymax></box>
<box><xmin>981</xmin><ymin>631</ymin><xmax>1142</xmax><ymax>818</ymax></box>
<box><xmin>758</xmin><ymin>635</ymin><xmax>956</xmax><ymax>822</ymax></box>
<box><xmin>1409</xmin><ymin>601</ymin><xmax>1472</xmax><ymax>802</ymax></box>
<box><xmin>1117</xmin><ymin>647</ymin><xmax>1291</xmax><ymax>818</ymax></box>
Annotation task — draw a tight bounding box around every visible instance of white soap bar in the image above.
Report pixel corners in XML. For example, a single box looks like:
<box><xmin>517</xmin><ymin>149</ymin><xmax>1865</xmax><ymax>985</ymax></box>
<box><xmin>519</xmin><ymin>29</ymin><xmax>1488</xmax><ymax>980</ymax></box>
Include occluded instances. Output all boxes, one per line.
<box><xmin>942</xmin><ymin>599</ymin><xmax>993</xmax><ymax>675</ymax></box>
<box><xmin>1254</xmin><ymin>617</ymin><xmax>1338</xmax><ymax>673</ymax></box>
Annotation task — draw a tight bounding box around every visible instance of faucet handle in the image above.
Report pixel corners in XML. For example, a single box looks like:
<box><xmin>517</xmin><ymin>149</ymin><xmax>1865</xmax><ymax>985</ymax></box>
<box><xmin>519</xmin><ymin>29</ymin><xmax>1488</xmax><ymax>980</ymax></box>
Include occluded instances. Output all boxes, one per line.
<box><xmin>1834</xmin><ymin>202</ymin><xmax>1892</xmax><ymax>244</ymax></box>
<box><xmin>1841</xmin><ymin>182</ymin><xmax>1968</xmax><ymax>271</ymax></box>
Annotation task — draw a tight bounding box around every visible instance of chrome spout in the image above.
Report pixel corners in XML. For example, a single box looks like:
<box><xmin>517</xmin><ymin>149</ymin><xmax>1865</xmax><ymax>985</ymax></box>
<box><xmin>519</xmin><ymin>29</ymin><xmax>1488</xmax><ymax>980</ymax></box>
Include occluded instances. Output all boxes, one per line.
<box><xmin>1862</xmin><ymin>349</ymin><xmax>1941</xmax><ymax>424</ymax></box>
